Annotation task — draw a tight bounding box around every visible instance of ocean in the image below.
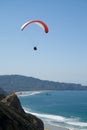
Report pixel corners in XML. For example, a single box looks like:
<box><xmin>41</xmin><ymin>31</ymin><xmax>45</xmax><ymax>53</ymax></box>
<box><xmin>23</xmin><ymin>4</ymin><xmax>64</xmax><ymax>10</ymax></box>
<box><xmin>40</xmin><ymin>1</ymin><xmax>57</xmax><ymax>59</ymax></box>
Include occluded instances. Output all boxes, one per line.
<box><xmin>18</xmin><ymin>90</ymin><xmax>87</xmax><ymax>130</ymax></box>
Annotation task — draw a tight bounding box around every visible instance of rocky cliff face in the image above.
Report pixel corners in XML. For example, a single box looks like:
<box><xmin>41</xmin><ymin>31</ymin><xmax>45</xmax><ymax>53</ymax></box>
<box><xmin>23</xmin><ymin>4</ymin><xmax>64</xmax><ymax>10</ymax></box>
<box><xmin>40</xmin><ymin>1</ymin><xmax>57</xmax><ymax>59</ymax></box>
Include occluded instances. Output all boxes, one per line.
<box><xmin>0</xmin><ymin>88</ymin><xmax>7</xmax><ymax>100</ymax></box>
<box><xmin>0</xmin><ymin>93</ymin><xmax>44</xmax><ymax>130</ymax></box>
<box><xmin>1</xmin><ymin>93</ymin><xmax>24</xmax><ymax>113</ymax></box>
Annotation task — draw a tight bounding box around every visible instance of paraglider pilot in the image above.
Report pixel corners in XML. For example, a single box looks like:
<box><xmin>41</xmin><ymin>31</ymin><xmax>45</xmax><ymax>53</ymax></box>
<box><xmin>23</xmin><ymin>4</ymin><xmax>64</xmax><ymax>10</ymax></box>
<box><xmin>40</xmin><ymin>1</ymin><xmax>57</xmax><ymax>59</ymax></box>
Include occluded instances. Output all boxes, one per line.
<box><xmin>33</xmin><ymin>46</ymin><xmax>37</xmax><ymax>51</ymax></box>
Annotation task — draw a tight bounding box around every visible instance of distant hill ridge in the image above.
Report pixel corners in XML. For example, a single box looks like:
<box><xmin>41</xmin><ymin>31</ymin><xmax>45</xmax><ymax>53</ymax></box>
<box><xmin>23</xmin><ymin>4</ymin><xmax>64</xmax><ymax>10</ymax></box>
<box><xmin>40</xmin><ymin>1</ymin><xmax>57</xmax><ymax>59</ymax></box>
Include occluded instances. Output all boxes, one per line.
<box><xmin>0</xmin><ymin>75</ymin><xmax>87</xmax><ymax>93</ymax></box>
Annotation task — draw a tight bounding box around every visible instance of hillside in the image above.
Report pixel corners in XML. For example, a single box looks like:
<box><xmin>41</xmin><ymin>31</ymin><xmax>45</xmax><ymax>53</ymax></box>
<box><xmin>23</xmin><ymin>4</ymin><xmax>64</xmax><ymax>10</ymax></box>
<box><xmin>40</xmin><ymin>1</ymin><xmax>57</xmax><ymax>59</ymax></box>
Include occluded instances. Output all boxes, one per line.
<box><xmin>0</xmin><ymin>93</ymin><xmax>44</xmax><ymax>130</ymax></box>
<box><xmin>0</xmin><ymin>75</ymin><xmax>87</xmax><ymax>93</ymax></box>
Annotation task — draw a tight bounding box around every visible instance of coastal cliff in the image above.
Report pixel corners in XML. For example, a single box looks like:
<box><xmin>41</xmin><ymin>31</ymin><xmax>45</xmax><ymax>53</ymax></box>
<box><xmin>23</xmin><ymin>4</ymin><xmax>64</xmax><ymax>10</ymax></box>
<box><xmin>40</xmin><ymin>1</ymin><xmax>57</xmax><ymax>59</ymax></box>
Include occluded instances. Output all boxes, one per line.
<box><xmin>0</xmin><ymin>93</ymin><xmax>44</xmax><ymax>130</ymax></box>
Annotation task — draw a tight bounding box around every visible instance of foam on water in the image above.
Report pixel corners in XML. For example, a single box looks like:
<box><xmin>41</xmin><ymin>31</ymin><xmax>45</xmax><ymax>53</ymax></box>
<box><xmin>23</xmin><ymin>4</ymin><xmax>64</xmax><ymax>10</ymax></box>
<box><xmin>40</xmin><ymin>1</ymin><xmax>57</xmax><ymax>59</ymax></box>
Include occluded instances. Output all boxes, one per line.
<box><xmin>18</xmin><ymin>91</ymin><xmax>87</xmax><ymax>130</ymax></box>
<box><xmin>24</xmin><ymin>107</ymin><xmax>87</xmax><ymax>130</ymax></box>
<box><xmin>16</xmin><ymin>90</ymin><xmax>43</xmax><ymax>97</ymax></box>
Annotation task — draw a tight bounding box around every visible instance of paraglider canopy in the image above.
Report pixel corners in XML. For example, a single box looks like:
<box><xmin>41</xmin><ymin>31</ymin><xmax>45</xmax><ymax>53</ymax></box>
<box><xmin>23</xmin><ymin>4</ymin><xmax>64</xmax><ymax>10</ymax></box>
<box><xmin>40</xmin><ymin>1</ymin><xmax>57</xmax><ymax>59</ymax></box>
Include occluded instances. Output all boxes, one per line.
<box><xmin>21</xmin><ymin>20</ymin><xmax>49</xmax><ymax>33</ymax></box>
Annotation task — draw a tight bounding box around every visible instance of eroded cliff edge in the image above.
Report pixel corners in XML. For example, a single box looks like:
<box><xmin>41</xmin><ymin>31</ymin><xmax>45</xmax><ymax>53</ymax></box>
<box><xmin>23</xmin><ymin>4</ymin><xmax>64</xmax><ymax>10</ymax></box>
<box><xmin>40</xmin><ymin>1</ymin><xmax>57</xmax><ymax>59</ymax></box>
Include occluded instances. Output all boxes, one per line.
<box><xmin>0</xmin><ymin>93</ymin><xmax>44</xmax><ymax>130</ymax></box>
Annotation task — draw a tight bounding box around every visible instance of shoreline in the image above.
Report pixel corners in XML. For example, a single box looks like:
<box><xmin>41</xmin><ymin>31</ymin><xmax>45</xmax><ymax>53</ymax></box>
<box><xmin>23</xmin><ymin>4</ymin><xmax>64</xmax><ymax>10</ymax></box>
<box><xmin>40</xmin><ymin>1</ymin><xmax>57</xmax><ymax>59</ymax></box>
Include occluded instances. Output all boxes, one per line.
<box><xmin>44</xmin><ymin>123</ymin><xmax>70</xmax><ymax>130</ymax></box>
<box><xmin>18</xmin><ymin>91</ymin><xmax>71</xmax><ymax>130</ymax></box>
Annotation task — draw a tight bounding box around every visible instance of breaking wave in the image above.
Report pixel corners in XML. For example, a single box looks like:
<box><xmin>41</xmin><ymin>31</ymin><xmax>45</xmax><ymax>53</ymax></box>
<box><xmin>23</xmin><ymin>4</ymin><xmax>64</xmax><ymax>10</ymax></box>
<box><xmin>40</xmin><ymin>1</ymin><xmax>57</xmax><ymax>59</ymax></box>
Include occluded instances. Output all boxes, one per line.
<box><xmin>24</xmin><ymin>107</ymin><xmax>87</xmax><ymax>130</ymax></box>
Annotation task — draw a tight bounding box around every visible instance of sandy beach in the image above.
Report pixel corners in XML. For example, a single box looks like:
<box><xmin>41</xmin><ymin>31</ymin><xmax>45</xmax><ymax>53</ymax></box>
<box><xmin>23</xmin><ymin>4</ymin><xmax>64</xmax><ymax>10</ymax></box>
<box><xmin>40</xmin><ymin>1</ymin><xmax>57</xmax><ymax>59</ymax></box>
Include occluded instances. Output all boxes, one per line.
<box><xmin>44</xmin><ymin>123</ymin><xmax>70</xmax><ymax>130</ymax></box>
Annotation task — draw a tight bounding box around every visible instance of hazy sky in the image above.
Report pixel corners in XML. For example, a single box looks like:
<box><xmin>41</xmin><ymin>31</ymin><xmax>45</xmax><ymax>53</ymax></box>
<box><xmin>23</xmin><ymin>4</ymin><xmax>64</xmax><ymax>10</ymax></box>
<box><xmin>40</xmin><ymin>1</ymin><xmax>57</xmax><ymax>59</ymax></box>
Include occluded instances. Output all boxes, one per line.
<box><xmin>0</xmin><ymin>0</ymin><xmax>87</xmax><ymax>85</ymax></box>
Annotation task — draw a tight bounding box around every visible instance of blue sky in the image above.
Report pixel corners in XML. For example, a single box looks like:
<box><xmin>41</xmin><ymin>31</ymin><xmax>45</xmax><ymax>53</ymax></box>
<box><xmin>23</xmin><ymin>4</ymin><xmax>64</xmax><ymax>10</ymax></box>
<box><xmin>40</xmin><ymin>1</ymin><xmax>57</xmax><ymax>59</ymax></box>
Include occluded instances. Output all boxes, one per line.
<box><xmin>0</xmin><ymin>0</ymin><xmax>87</xmax><ymax>85</ymax></box>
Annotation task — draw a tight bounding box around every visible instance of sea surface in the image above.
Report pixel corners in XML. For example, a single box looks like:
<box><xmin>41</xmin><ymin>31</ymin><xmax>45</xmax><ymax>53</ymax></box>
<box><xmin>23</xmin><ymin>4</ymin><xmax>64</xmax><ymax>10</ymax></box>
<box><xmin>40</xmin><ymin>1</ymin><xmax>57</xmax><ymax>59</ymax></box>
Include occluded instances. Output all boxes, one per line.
<box><xmin>18</xmin><ymin>90</ymin><xmax>87</xmax><ymax>130</ymax></box>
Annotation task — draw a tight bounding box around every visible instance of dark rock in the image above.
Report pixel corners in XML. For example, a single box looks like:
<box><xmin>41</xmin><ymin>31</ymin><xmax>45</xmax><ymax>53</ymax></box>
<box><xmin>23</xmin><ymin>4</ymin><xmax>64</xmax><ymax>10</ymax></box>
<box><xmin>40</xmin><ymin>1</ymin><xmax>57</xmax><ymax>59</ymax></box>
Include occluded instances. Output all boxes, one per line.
<box><xmin>0</xmin><ymin>88</ymin><xmax>7</xmax><ymax>100</ymax></box>
<box><xmin>0</xmin><ymin>93</ymin><xmax>44</xmax><ymax>130</ymax></box>
<box><xmin>1</xmin><ymin>93</ymin><xmax>24</xmax><ymax>113</ymax></box>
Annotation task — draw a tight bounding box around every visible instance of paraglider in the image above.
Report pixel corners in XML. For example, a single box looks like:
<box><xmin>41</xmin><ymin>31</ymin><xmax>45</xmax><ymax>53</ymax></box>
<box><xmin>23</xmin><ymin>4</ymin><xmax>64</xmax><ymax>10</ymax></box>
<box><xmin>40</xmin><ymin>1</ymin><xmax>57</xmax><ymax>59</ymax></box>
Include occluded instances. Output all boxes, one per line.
<box><xmin>33</xmin><ymin>46</ymin><xmax>37</xmax><ymax>51</ymax></box>
<box><xmin>21</xmin><ymin>20</ymin><xmax>49</xmax><ymax>33</ymax></box>
<box><xmin>21</xmin><ymin>20</ymin><xmax>49</xmax><ymax>51</ymax></box>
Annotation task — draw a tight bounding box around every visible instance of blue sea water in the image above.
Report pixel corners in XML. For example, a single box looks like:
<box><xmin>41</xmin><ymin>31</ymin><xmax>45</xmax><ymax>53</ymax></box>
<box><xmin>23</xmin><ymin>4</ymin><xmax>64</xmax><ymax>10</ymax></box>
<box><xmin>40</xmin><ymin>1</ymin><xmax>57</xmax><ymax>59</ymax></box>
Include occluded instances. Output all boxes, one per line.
<box><xmin>18</xmin><ymin>91</ymin><xmax>87</xmax><ymax>130</ymax></box>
